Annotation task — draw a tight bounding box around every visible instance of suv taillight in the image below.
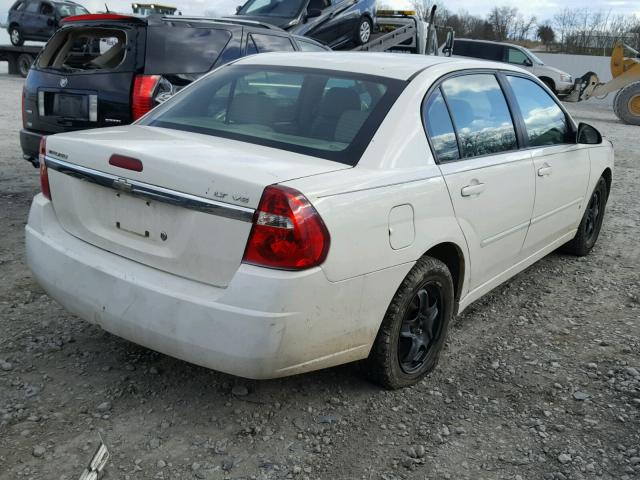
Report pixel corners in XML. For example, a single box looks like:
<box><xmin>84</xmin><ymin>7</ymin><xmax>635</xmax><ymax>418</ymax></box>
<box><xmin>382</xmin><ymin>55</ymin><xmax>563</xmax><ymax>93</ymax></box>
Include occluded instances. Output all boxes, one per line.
<box><xmin>39</xmin><ymin>137</ymin><xmax>51</xmax><ymax>200</ymax></box>
<box><xmin>243</xmin><ymin>185</ymin><xmax>330</xmax><ymax>270</ymax></box>
<box><xmin>131</xmin><ymin>74</ymin><xmax>160</xmax><ymax>121</ymax></box>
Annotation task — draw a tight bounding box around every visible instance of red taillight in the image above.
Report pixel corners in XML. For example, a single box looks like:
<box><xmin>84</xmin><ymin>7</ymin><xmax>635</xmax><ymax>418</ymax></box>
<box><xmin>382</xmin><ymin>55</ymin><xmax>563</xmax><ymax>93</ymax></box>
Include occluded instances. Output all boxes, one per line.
<box><xmin>131</xmin><ymin>75</ymin><xmax>160</xmax><ymax>121</ymax></box>
<box><xmin>242</xmin><ymin>185</ymin><xmax>330</xmax><ymax>270</ymax></box>
<box><xmin>109</xmin><ymin>154</ymin><xmax>143</xmax><ymax>172</ymax></box>
<box><xmin>39</xmin><ymin>137</ymin><xmax>51</xmax><ymax>200</ymax></box>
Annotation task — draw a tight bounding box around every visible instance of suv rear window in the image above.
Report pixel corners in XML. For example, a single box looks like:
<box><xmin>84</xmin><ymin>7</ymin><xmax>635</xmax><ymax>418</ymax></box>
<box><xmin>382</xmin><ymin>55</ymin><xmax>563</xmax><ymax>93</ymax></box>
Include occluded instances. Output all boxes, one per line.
<box><xmin>37</xmin><ymin>27</ymin><xmax>131</xmax><ymax>71</ymax></box>
<box><xmin>142</xmin><ymin>65</ymin><xmax>404</xmax><ymax>165</ymax></box>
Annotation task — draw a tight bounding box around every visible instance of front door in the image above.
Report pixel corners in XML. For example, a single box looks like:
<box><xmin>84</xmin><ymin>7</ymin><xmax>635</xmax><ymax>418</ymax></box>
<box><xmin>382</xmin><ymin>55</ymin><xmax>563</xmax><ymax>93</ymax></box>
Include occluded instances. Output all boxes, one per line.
<box><xmin>504</xmin><ymin>75</ymin><xmax>590</xmax><ymax>254</ymax></box>
<box><xmin>423</xmin><ymin>73</ymin><xmax>535</xmax><ymax>290</ymax></box>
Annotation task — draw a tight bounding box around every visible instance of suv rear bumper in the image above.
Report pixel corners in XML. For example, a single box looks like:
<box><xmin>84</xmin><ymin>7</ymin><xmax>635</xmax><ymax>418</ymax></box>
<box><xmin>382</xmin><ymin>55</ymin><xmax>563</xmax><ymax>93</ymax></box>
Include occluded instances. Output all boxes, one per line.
<box><xmin>26</xmin><ymin>195</ymin><xmax>373</xmax><ymax>379</ymax></box>
<box><xmin>20</xmin><ymin>129</ymin><xmax>42</xmax><ymax>165</ymax></box>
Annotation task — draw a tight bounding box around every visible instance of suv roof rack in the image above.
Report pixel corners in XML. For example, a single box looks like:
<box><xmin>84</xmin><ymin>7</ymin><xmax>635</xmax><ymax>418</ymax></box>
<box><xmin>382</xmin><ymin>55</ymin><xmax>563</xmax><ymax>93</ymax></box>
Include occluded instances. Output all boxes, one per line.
<box><xmin>159</xmin><ymin>15</ymin><xmax>284</xmax><ymax>31</ymax></box>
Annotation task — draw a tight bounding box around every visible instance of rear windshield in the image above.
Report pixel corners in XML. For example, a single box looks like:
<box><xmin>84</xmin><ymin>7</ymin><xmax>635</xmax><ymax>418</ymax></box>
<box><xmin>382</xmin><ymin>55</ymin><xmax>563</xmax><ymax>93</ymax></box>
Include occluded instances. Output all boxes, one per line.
<box><xmin>141</xmin><ymin>65</ymin><xmax>405</xmax><ymax>165</ymax></box>
<box><xmin>37</xmin><ymin>27</ymin><xmax>131</xmax><ymax>72</ymax></box>
<box><xmin>145</xmin><ymin>25</ymin><xmax>232</xmax><ymax>75</ymax></box>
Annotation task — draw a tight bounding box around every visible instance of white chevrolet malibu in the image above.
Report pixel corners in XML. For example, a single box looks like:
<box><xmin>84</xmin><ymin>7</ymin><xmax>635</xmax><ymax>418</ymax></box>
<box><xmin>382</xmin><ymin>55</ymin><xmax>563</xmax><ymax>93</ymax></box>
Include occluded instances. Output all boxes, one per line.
<box><xmin>26</xmin><ymin>53</ymin><xmax>613</xmax><ymax>389</ymax></box>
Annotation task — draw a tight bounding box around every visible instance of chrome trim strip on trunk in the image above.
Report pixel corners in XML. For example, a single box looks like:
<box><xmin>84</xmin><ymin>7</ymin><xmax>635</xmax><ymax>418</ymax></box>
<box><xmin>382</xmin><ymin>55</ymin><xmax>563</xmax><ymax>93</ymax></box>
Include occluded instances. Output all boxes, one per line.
<box><xmin>45</xmin><ymin>156</ymin><xmax>255</xmax><ymax>223</ymax></box>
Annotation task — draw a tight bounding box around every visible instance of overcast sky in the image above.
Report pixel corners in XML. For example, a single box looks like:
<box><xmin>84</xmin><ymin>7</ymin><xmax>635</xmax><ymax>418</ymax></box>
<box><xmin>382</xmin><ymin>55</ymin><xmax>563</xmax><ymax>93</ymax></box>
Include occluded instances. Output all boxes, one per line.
<box><xmin>1</xmin><ymin>0</ymin><xmax>639</xmax><ymax>29</ymax></box>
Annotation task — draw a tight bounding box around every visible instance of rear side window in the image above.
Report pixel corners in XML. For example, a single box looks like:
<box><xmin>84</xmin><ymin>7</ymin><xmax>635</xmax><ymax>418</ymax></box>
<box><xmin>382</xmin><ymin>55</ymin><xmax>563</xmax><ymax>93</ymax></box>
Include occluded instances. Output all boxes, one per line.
<box><xmin>142</xmin><ymin>65</ymin><xmax>404</xmax><ymax>165</ymax></box>
<box><xmin>441</xmin><ymin>74</ymin><xmax>517</xmax><ymax>158</ymax></box>
<box><xmin>507</xmin><ymin>76</ymin><xmax>571</xmax><ymax>146</ymax></box>
<box><xmin>39</xmin><ymin>2</ymin><xmax>53</xmax><ymax>15</ymax></box>
<box><xmin>146</xmin><ymin>26</ymin><xmax>232</xmax><ymax>75</ymax></box>
<box><xmin>250</xmin><ymin>34</ymin><xmax>295</xmax><ymax>53</ymax></box>
<box><xmin>37</xmin><ymin>27</ymin><xmax>130</xmax><ymax>71</ymax></box>
<box><xmin>56</xmin><ymin>3</ymin><xmax>88</xmax><ymax>16</ymax></box>
<box><xmin>423</xmin><ymin>89</ymin><xmax>459</xmax><ymax>162</ymax></box>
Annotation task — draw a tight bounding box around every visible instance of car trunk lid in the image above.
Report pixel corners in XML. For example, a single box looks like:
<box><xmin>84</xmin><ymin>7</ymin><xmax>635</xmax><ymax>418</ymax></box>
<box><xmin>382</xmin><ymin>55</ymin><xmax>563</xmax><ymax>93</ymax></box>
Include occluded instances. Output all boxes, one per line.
<box><xmin>44</xmin><ymin>126</ymin><xmax>350</xmax><ymax>287</ymax></box>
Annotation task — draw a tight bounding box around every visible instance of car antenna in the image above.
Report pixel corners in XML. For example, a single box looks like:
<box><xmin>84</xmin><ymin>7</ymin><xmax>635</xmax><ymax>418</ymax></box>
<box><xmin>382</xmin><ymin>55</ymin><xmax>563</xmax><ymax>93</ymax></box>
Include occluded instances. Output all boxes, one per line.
<box><xmin>105</xmin><ymin>3</ymin><xmax>110</xmax><ymax>12</ymax></box>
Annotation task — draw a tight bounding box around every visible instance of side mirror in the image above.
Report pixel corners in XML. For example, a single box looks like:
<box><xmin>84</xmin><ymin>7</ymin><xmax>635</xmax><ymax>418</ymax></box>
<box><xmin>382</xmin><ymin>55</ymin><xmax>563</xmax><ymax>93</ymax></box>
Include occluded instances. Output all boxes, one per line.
<box><xmin>442</xmin><ymin>31</ymin><xmax>454</xmax><ymax>57</ymax></box>
<box><xmin>577</xmin><ymin>122</ymin><xmax>602</xmax><ymax>145</ymax></box>
<box><xmin>523</xmin><ymin>58</ymin><xmax>533</xmax><ymax>67</ymax></box>
<box><xmin>306</xmin><ymin>8</ymin><xmax>322</xmax><ymax>18</ymax></box>
<box><xmin>236</xmin><ymin>5</ymin><xmax>242</xmax><ymax>13</ymax></box>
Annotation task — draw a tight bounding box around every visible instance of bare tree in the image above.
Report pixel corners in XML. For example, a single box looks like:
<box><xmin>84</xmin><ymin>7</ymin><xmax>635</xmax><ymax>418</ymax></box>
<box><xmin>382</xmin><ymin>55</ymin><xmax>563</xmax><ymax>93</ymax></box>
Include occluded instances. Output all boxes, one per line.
<box><xmin>488</xmin><ymin>6</ymin><xmax>518</xmax><ymax>41</ymax></box>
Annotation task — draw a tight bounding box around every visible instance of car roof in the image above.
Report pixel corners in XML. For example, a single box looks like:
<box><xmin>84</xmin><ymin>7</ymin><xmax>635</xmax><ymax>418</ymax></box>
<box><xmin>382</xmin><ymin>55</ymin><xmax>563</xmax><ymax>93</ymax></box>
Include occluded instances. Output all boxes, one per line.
<box><xmin>233</xmin><ymin>52</ymin><xmax>525</xmax><ymax>80</ymax></box>
<box><xmin>455</xmin><ymin>38</ymin><xmax>524</xmax><ymax>50</ymax></box>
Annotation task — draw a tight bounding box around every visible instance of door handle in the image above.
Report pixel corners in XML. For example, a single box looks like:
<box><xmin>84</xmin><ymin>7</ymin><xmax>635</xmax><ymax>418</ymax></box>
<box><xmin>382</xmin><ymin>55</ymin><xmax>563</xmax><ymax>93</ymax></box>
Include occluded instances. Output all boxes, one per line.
<box><xmin>538</xmin><ymin>164</ymin><xmax>553</xmax><ymax>176</ymax></box>
<box><xmin>461</xmin><ymin>182</ymin><xmax>486</xmax><ymax>197</ymax></box>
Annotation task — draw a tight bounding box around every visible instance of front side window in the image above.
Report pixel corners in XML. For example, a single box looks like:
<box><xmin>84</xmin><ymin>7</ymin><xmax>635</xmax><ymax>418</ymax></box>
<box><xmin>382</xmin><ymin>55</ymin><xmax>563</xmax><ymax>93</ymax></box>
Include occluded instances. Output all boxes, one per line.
<box><xmin>423</xmin><ymin>89</ymin><xmax>459</xmax><ymax>162</ymax></box>
<box><xmin>507</xmin><ymin>76</ymin><xmax>571</xmax><ymax>146</ymax></box>
<box><xmin>25</xmin><ymin>1</ymin><xmax>40</xmax><ymax>13</ymax></box>
<box><xmin>56</xmin><ymin>3</ymin><xmax>89</xmax><ymax>16</ymax></box>
<box><xmin>142</xmin><ymin>65</ymin><xmax>404</xmax><ymax>165</ymax></box>
<box><xmin>250</xmin><ymin>34</ymin><xmax>295</xmax><ymax>53</ymax></box>
<box><xmin>507</xmin><ymin>48</ymin><xmax>529</xmax><ymax>65</ymax></box>
<box><xmin>441</xmin><ymin>74</ymin><xmax>517</xmax><ymax>158</ymax></box>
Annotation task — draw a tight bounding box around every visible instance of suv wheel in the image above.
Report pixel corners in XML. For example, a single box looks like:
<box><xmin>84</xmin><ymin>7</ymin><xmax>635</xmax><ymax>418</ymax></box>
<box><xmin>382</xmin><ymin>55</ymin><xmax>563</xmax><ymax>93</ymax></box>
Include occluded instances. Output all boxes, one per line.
<box><xmin>365</xmin><ymin>256</ymin><xmax>454</xmax><ymax>389</ymax></box>
<box><xmin>10</xmin><ymin>26</ymin><xmax>23</xmax><ymax>46</ymax></box>
<box><xmin>354</xmin><ymin>17</ymin><xmax>372</xmax><ymax>45</ymax></box>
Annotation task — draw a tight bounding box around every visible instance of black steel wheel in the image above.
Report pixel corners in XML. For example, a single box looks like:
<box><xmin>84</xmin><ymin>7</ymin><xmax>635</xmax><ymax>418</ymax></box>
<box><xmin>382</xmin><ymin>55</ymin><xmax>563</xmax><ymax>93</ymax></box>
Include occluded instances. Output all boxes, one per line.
<box><xmin>17</xmin><ymin>53</ymin><xmax>33</xmax><ymax>78</ymax></box>
<box><xmin>366</xmin><ymin>256</ymin><xmax>454</xmax><ymax>389</ymax></box>
<box><xmin>562</xmin><ymin>176</ymin><xmax>608</xmax><ymax>256</ymax></box>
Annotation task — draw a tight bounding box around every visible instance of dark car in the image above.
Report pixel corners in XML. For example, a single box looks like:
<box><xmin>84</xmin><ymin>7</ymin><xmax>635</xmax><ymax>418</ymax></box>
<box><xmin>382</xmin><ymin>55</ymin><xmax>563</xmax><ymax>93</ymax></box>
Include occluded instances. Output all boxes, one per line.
<box><xmin>235</xmin><ymin>0</ymin><xmax>376</xmax><ymax>49</ymax></box>
<box><xmin>7</xmin><ymin>0</ymin><xmax>88</xmax><ymax>46</ymax></box>
<box><xmin>20</xmin><ymin>13</ymin><xmax>329</xmax><ymax>164</ymax></box>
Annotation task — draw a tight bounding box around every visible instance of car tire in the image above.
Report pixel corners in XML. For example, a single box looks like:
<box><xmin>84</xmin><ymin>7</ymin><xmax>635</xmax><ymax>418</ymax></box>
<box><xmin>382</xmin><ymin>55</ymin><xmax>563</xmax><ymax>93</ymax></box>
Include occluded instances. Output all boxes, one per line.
<box><xmin>365</xmin><ymin>256</ymin><xmax>454</xmax><ymax>389</ymax></box>
<box><xmin>541</xmin><ymin>78</ymin><xmax>556</xmax><ymax>95</ymax></box>
<box><xmin>17</xmin><ymin>53</ymin><xmax>34</xmax><ymax>77</ymax></box>
<box><xmin>353</xmin><ymin>16</ymin><xmax>372</xmax><ymax>45</ymax></box>
<box><xmin>613</xmin><ymin>81</ymin><xmax>640</xmax><ymax>126</ymax></box>
<box><xmin>562</xmin><ymin>177</ymin><xmax>608</xmax><ymax>256</ymax></box>
<box><xmin>10</xmin><ymin>26</ymin><xmax>24</xmax><ymax>46</ymax></box>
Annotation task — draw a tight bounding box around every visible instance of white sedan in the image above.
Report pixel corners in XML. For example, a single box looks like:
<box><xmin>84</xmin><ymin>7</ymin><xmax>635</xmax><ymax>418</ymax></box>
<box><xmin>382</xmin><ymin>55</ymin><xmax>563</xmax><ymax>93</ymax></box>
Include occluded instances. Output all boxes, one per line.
<box><xmin>26</xmin><ymin>52</ymin><xmax>613</xmax><ymax>389</ymax></box>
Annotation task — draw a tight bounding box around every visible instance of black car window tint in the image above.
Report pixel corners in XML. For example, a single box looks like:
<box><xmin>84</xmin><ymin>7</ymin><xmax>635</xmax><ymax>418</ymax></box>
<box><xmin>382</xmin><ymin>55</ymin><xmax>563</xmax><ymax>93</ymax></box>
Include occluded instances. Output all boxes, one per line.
<box><xmin>506</xmin><ymin>76</ymin><xmax>571</xmax><ymax>146</ymax></box>
<box><xmin>40</xmin><ymin>2</ymin><xmax>53</xmax><ymax>14</ymax></box>
<box><xmin>452</xmin><ymin>41</ymin><xmax>469</xmax><ymax>56</ymax></box>
<box><xmin>442</xmin><ymin>74</ymin><xmax>517</xmax><ymax>158</ymax></box>
<box><xmin>13</xmin><ymin>1</ymin><xmax>25</xmax><ymax>11</ymax></box>
<box><xmin>423</xmin><ymin>88</ymin><xmax>460</xmax><ymax>162</ymax></box>
<box><xmin>250</xmin><ymin>34</ymin><xmax>295</xmax><ymax>53</ymax></box>
<box><xmin>25</xmin><ymin>2</ymin><xmax>40</xmax><ymax>13</ymax></box>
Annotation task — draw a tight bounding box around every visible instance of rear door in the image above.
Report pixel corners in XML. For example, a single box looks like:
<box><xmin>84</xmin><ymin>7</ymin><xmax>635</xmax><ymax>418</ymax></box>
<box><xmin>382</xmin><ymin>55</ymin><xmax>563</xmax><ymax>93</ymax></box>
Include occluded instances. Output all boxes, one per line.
<box><xmin>504</xmin><ymin>74</ymin><xmax>590</xmax><ymax>253</ymax></box>
<box><xmin>424</xmin><ymin>73</ymin><xmax>535</xmax><ymax>290</ymax></box>
<box><xmin>26</xmin><ymin>22</ymin><xmax>143</xmax><ymax>134</ymax></box>
<box><xmin>37</xmin><ymin>1</ymin><xmax>55</xmax><ymax>37</ymax></box>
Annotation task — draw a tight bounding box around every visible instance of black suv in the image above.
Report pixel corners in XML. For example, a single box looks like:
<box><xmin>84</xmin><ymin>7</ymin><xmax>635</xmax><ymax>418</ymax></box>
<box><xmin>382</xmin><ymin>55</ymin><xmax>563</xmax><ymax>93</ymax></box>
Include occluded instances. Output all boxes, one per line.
<box><xmin>7</xmin><ymin>0</ymin><xmax>88</xmax><ymax>45</ymax></box>
<box><xmin>21</xmin><ymin>14</ymin><xmax>329</xmax><ymax>164</ymax></box>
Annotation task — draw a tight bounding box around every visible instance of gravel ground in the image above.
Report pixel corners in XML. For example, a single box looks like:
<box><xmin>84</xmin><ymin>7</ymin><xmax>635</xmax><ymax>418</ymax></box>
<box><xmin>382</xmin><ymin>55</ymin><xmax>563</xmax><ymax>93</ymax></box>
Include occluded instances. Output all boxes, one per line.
<box><xmin>0</xmin><ymin>67</ymin><xmax>638</xmax><ymax>480</ymax></box>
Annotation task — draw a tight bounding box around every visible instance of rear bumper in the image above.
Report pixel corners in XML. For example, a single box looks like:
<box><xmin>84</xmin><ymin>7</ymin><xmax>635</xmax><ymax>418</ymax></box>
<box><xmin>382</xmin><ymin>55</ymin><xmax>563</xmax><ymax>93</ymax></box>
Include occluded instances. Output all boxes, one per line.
<box><xmin>25</xmin><ymin>195</ymin><xmax>372</xmax><ymax>379</ymax></box>
<box><xmin>20</xmin><ymin>129</ymin><xmax>42</xmax><ymax>164</ymax></box>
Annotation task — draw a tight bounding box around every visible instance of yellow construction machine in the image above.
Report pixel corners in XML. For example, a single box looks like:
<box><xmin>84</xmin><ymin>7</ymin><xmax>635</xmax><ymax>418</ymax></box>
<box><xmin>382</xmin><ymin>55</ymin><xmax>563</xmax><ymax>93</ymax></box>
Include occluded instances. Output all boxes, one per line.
<box><xmin>565</xmin><ymin>42</ymin><xmax>640</xmax><ymax>125</ymax></box>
